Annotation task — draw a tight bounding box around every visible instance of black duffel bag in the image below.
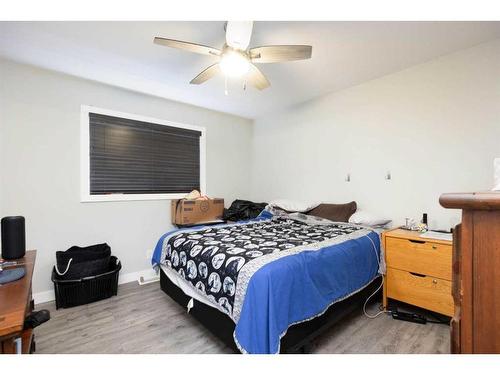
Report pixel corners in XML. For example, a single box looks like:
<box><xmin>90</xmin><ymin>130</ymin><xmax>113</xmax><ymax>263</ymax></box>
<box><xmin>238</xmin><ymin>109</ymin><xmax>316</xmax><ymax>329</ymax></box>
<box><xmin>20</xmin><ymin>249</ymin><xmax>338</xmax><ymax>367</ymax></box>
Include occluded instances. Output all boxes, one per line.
<box><xmin>223</xmin><ymin>199</ymin><xmax>267</xmax><ymax>222</ymax></box>
<box><xmin>55</xmin><ymin>243</ymin><xmax>111</xmax><ymax>280</ymax></box>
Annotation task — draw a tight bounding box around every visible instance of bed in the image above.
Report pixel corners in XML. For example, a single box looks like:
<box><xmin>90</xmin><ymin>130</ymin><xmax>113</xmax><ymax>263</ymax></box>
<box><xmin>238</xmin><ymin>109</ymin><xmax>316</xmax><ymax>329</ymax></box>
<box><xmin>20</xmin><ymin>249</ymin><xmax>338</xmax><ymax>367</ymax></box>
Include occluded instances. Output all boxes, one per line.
<box><xmin>151</xmin><ymin>204</ymin><xmax>382</xmax><ymax>354</ymax></box>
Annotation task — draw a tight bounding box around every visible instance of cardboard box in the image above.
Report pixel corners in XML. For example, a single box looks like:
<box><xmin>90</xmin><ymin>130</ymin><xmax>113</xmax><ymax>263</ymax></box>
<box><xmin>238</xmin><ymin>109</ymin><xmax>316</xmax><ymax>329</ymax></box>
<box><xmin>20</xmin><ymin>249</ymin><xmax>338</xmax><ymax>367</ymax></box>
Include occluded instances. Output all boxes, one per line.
<box><xmin>171</xmin><ymin>198</ymin><xmax>225</xmax><ymax>226</ymax></box>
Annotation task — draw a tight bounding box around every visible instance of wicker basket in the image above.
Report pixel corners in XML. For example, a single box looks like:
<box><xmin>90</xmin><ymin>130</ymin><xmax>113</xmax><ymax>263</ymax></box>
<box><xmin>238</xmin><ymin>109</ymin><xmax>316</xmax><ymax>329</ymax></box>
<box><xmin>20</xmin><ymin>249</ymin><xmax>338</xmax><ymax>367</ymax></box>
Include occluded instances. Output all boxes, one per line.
<box><xmin>51</xmin><ymin>256</ymin><xmax>121</xmax><ymax>309</ymax></box>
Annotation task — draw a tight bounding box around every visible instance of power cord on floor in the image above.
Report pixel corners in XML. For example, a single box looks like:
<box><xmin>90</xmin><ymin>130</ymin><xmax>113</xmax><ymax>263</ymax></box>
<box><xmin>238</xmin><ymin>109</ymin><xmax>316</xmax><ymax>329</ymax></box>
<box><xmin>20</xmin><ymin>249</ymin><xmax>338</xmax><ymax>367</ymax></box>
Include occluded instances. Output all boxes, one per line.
<box><xmin>363</xmin><ymin>277</ymin><xmax>391</xmax><ymax>318</ymax></box>
<box><xmin>363</xmin><ymin>234</ymin><xmax>392</xmax><ymax>319</ymax></box>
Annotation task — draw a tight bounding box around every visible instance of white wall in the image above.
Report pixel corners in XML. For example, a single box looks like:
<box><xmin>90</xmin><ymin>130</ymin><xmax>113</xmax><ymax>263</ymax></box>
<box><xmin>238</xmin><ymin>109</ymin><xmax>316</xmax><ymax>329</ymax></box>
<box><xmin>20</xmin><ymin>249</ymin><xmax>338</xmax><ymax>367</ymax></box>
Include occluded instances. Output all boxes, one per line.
<box><xmin>0</xmin><ymin>59</ymin><xmax>252</xmax><ymax>295</ymax></box>
<box><xmin>2</xmin><ymin>38</ymin><xmax>500</xmax><ymax>298</ymax></box>
<box><xmin>251</xmin><ymin>39</ymin><xmax>500</xmax><ymax>230</ymax></box>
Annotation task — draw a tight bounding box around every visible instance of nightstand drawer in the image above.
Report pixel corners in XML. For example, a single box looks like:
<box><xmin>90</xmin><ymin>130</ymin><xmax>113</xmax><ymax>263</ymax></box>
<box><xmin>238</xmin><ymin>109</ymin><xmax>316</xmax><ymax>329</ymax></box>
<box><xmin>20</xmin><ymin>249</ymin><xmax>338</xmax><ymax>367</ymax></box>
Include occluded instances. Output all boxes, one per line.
<box><xmin>385</xmin><ymin>237</ymin><xmax>452</xmax><ymax>280</ymax></box>
<box><xmin>386</xmin><ymin>268</ymin><xmax>454</xmax><ymax>316</ymax></box>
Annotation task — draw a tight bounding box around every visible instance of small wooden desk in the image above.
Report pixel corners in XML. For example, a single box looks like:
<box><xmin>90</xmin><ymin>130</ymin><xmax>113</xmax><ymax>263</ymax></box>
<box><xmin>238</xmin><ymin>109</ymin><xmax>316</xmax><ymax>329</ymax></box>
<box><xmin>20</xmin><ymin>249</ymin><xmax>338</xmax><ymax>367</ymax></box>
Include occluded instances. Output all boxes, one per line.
<box><xmin>0</xmin><ymin>250</ymin><xmax>36</xmax><ymax>354</ymax></box>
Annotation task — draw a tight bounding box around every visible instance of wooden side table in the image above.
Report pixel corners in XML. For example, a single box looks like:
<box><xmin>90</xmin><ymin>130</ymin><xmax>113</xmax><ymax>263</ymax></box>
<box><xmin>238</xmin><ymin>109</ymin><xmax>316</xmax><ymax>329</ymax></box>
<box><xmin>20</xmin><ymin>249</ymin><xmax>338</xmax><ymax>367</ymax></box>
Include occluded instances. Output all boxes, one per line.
<box><xmin>382</xmin><ymin>229</ymin><xmax>454</xmax><ymax>317</ymax></box>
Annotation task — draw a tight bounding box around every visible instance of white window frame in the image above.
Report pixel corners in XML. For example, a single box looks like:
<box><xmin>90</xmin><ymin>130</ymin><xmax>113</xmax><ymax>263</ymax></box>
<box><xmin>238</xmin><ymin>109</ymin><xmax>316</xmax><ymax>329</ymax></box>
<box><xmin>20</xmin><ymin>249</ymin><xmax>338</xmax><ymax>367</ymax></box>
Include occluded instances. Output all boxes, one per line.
<box><xmin>80</xmin><ymin>105</ymin><xmax>206</xmax><ymax>203</ymax></box>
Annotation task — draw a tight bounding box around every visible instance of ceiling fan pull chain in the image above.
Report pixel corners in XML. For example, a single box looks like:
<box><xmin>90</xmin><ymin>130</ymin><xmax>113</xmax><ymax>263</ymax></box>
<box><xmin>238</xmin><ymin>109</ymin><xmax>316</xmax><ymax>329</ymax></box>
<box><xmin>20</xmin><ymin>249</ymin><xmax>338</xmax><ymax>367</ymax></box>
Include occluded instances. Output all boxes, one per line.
<box><xmin>225</xmin><ymin>76</ymin><xmax>228</xmax><ymax>96</ymax></box>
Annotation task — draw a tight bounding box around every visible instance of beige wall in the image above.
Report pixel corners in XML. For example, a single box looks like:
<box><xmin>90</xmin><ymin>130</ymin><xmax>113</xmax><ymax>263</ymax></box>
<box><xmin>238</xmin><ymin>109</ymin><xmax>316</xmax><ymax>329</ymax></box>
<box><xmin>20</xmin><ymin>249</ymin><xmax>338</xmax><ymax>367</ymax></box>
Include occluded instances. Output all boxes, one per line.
<box><xmin>250</xmin><ymin>39</ymin><xmax>500</xmax><ymax>230</ymax></box>
<box><xmin>0</xmin><ymin>59</ymin><xmax>252</xmax><ymax>295</ymax></box>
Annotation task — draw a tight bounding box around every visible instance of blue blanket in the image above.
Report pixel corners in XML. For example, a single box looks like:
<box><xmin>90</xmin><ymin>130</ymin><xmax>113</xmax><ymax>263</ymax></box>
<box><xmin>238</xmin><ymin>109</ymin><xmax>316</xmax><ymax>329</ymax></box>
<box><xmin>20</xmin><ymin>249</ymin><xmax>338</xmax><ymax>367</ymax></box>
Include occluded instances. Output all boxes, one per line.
<box><xmin>233</xmin><ymin>230</ymin><xmax>380</xmax><ymax>353</ymax></box>
<box><xmin>152</xmin><ymin>216</ymin><xmax>380</xmax><ymax>354</ymax></box>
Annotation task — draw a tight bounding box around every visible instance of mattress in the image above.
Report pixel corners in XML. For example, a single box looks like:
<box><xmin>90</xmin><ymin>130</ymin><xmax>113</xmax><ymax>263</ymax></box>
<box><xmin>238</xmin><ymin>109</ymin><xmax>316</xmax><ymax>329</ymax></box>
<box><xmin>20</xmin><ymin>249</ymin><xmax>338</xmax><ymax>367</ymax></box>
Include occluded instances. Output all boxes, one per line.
<box><xmin>152</xmin><ymin>211</ymin><xmax>381</xmax><ymax>354</ymax></box>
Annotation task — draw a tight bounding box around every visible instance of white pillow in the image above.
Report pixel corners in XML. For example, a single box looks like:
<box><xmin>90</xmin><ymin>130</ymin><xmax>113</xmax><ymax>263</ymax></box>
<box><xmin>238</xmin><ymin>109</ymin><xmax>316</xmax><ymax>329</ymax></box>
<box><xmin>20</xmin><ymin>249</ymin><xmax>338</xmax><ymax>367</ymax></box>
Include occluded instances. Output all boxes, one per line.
<box><xmin>268</xmin><ymin>199</ymin><xmax>321</xmax><ymax>213</ymax></box>
<box><xmin>349</xmin><ymin>210</ymin><xmax>392</xmax><ymax>228</ymax></box>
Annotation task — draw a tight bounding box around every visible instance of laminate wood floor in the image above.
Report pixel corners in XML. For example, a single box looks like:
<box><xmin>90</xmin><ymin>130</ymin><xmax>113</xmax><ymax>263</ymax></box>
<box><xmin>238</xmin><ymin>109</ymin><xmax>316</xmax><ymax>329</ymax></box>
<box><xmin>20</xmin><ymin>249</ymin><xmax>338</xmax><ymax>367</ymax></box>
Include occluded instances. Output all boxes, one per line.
<box><xmin>35</xmin><ymin>281</ymin><xmax>450</xmax><ymax>354</ymax></box>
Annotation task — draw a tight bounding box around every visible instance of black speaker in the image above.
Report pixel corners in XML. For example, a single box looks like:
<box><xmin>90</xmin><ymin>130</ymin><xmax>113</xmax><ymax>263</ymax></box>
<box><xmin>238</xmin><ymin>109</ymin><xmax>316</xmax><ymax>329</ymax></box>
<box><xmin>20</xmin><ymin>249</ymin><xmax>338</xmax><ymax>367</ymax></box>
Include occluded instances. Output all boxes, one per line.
<box><xmin>1</xmin><ymin>216</ymin><xmax>26</xmax><ymax>260</ymax></box>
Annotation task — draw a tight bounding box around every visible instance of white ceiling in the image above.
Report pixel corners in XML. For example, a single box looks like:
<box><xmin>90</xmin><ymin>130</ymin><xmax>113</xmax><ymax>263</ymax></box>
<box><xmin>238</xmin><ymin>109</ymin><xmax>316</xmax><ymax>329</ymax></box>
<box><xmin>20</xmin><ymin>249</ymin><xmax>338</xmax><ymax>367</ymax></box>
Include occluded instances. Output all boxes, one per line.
<box><xmin>1</xmin><ymin>21</ymin><xmax>499</xmax><ymax>119</ymax></box>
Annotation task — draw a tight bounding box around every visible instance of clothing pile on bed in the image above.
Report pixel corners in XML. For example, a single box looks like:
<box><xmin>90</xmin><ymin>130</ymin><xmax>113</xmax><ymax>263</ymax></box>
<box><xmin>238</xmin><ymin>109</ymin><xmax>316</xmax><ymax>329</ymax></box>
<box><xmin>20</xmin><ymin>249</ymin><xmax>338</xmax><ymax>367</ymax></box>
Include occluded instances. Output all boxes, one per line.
<box><xmin>152</xmin><ymin>201</ymin><xmax>382</xmax><ymax>354</ymax></box>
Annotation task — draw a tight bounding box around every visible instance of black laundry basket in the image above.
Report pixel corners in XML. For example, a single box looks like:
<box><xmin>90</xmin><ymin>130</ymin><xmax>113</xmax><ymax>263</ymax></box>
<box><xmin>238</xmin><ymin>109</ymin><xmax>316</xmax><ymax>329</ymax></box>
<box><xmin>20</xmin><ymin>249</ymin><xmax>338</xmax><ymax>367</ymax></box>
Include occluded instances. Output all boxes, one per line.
<box><xmin>51</xmin><ymin>256</ymin><xmax>121</xmax><ymax>309</ymax></box>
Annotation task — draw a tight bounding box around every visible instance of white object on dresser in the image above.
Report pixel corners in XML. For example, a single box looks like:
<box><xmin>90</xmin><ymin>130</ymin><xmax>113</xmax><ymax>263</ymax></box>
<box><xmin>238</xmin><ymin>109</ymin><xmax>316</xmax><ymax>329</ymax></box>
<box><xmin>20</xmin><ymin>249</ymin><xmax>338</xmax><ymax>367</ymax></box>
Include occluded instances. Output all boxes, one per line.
<box><xmin>494</xmin><ymin>158</ymin><xmax>500</xmax><ymax>191</ymax></box>
<box><xmin>420</xmin><ymin>231</ymin><xmax>453</xmax><ymax>241</ymax></box>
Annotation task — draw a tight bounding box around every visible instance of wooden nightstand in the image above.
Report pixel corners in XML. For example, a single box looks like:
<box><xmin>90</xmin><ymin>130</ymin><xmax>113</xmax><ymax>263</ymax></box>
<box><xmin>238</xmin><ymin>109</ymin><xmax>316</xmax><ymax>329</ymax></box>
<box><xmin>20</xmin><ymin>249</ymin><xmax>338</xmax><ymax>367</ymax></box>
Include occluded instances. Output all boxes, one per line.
<box><xmin>382</xmin><ymin>228</ymin><xmax>454</xmax><ymax>317</ymax></box>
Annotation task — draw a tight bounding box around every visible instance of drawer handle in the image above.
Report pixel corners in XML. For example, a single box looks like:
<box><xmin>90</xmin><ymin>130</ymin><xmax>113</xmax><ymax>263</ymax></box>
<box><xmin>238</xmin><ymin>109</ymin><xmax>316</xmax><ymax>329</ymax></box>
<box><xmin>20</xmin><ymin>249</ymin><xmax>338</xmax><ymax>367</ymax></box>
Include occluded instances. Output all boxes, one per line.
<box><xmin>432</xmin><ymin>279</ymin><xmax>438</xmax><ymax>284</ymax></box>
<box><xmin>409</xmin><ymin>239</ymin><xmax>426</xmax><ymax>244</ymax></box>
<box><xmin>409</xmin><ymin>272</ymin><xmax>426</xmax><ymax>278</ymax></box>
<box><xmin>432</xmin><ymin>245</ymin><xmax>438</xmax><ymax>249</ymax></box>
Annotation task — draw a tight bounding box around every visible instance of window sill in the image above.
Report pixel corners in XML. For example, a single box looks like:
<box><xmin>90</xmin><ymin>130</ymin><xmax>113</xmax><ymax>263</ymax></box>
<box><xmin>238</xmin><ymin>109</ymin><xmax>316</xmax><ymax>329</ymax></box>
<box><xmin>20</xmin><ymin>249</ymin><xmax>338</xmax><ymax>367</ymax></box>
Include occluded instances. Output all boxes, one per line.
<box><xmin>80</xmin><ymin>193</ymin><xmax>188</xmax><ymax>203</ymax></box>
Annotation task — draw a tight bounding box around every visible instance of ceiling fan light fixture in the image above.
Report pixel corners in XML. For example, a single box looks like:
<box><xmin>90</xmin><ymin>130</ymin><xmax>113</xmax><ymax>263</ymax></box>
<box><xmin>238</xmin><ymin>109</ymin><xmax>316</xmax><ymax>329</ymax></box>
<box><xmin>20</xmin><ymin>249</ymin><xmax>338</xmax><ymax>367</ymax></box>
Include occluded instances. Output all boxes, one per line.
<box><xmin>154</xmin><ymin>21</ymin><xmax>312</xmax><ymax>90</ymax></box>
<box><xmin>219</xmin><ymin>51</ymin><xmax>250</xmax><ymax>78</ymax></box>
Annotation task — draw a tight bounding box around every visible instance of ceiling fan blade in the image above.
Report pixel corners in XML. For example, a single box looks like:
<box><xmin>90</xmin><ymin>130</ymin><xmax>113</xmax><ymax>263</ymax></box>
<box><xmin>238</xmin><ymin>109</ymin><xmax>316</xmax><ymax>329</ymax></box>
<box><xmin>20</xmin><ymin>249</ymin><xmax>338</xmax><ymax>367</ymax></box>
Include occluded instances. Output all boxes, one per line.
<box><xmin>225</xmin><ymin>21</ymin><xmax>253</xmax><ymax>50</ymax></box>
<box><xmin>246</xmin><ymin>64</ymin><xmax>270</xmax><ymax>90</ymax></box>
<box><xmin>190</xmin><ymin>63</ymin><xmax>220</xmax><ymax>85</ymax></box>
<box><xmin>154</xmin><ymin>37</ymin><xmax>220</xmax><ymax>56</ymax></box>
<box><xmin>250</xmin><ymin>45</ymin><xmax>312</xmax><ymax>63</ymax></box>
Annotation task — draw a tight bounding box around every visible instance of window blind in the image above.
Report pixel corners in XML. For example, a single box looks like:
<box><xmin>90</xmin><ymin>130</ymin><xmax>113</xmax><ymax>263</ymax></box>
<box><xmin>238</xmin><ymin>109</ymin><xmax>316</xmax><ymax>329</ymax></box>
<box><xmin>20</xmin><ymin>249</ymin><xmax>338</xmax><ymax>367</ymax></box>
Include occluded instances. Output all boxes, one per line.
<box><xmin>89</xmin><ymin>113</ymin><xmax>201</xmax><ymax>195</ymax></box>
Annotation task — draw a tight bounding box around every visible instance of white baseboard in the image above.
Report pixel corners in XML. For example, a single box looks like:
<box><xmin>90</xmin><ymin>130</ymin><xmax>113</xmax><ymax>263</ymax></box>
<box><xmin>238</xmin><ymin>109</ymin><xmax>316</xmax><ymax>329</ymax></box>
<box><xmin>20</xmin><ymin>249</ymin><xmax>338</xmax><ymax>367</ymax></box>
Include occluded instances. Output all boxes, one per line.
<box><xmin>118</xmin><ymin>268</ymin><xmax>157</xmax><ymax>285</ymax></box>
<box><xmin>33</xmin><ymin>267</ymin><xmax>158</xmax><ymax>305</ymax></box>
<box><xmin>33</xmin><ymin>290</ymin><xmax>56</xmax><ymax>305</ymax></box>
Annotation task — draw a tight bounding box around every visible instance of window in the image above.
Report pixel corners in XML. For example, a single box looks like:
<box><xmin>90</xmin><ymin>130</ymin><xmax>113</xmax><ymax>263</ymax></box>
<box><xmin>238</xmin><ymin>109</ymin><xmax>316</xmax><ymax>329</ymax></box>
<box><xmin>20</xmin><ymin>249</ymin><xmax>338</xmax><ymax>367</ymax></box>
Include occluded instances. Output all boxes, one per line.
<box><xmin>80</xmin><ymin>106</ymin><xmax>206</xmax><ymax>202</ymax></box>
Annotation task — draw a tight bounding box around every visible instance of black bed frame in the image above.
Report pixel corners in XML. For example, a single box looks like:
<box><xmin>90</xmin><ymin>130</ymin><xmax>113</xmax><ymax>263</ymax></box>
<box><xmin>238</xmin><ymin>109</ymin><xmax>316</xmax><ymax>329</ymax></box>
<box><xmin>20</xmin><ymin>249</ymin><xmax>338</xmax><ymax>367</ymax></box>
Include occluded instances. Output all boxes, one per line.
<box><xmin>160</xmin><ymin>268</ymin><xmax>382</xmax><ymax>353</ymax></box>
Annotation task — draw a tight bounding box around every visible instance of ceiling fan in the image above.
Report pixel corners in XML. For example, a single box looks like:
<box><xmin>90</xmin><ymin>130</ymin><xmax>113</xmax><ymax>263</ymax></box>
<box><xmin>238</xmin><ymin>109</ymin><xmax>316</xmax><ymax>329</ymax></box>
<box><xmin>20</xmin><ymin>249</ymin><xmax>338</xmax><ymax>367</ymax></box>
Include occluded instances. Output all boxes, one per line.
<box><xmin>153</xmin><ymin>21</ymin><xmax>312</xmax><ymax>91</ymax></box>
